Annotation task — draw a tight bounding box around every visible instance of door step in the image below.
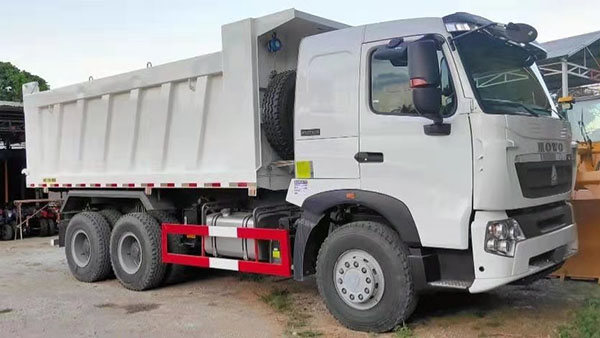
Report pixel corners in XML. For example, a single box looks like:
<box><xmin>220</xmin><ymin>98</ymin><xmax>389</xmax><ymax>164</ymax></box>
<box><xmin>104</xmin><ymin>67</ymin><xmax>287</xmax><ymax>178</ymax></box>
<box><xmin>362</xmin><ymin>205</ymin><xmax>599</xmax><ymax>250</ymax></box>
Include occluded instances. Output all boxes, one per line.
<box><xmin>428</xmin><ymin>279</ymin><xmax>472</xmax><ymax>290</ymax></box>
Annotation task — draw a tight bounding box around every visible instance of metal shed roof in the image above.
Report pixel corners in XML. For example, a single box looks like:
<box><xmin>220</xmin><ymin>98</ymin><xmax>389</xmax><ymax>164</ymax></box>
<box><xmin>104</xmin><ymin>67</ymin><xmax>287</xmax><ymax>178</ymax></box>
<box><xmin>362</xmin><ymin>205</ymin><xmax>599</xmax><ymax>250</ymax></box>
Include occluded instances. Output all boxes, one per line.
<box><xmin>538</xmin><ymin>31</ymin><xmax>600</xmax><ymax>92</ymax></box>
<box><xmin>542</xmin><ymin>30</ymin><xmax>600</xmax><ymax>61</ymax></box>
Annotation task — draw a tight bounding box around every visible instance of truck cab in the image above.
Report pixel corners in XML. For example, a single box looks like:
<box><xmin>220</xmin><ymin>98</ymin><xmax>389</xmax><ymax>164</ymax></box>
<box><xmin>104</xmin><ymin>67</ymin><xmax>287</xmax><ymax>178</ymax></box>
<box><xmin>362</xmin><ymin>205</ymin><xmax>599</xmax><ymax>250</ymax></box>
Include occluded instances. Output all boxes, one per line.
<box><xmin>286</xmin><ymin>11</ymin><xmax>577</xmax><ymax>323</ymax></box>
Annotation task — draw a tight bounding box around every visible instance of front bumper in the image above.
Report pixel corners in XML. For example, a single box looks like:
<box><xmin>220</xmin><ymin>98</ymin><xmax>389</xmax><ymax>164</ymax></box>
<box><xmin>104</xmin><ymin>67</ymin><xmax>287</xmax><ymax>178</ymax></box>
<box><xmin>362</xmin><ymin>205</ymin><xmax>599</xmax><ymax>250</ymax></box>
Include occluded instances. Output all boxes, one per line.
<box><xmin>469</xmin><ymin>210</ymin><xmax>578</xmax><ymax>293</ymax></box>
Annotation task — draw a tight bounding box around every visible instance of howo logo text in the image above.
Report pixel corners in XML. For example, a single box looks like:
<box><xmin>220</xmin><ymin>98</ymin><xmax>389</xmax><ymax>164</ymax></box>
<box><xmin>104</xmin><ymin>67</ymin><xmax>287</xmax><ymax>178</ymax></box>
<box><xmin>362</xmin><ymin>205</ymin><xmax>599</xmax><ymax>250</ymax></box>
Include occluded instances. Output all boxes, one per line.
<box><xmin>538</xmin><ymin>142</ymin><xmax>564</xmax><ymax>153</ymax></box>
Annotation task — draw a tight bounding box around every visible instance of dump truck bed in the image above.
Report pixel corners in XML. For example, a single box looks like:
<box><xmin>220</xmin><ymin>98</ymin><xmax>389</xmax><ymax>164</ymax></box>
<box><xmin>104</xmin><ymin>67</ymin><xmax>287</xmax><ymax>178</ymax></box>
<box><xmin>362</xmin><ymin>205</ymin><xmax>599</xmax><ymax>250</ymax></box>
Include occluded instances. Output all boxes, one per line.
<box><xmin>22</xmin><ymin>9</ymin><xmax>346</xmax><ymax>191</ymax></box>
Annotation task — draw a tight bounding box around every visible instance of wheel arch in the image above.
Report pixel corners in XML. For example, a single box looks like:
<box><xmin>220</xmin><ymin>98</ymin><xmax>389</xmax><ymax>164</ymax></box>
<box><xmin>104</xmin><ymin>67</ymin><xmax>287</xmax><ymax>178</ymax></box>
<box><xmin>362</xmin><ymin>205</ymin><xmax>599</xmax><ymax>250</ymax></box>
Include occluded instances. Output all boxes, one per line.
<box><xmin>293</xmin><ymin>189</ymin><xmax>421</xmax><ymax>281</ymax></box>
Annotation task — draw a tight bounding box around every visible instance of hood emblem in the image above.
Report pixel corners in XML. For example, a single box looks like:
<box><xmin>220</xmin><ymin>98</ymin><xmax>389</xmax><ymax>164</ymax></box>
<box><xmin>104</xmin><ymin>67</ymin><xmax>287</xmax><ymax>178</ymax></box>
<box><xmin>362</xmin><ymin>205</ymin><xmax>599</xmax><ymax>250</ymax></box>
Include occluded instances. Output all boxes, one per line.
<box><xmin>550</xmin><ymin>165</ymin><xmax>558</xmax><ymax>186</ymax></box>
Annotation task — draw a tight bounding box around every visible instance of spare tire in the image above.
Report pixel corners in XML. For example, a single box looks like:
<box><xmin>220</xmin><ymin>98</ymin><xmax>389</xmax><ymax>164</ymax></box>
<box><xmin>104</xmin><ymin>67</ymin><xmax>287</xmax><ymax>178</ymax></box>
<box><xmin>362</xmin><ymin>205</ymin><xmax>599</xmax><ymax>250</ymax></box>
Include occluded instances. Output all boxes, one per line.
<box><xmin>261</xmin><ymin>70</ymin><xmax>296</xmax><ymax>160</ymax></box>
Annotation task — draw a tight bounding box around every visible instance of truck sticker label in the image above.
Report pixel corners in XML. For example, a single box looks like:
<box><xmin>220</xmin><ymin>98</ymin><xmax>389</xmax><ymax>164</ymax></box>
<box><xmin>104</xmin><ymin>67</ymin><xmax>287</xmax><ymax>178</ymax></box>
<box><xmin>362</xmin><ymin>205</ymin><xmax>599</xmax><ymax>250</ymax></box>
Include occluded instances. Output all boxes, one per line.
<box><xmin>300</xmin><ymin>128</ymin><xmax>320</xmax><ymax>136</ymax></box>
<box><xmin>295</xmin><ymin>161</ymin><xmax>314</xmax><ymax>179</ymax></box>
<box><xmin>294</xmin><ymin>179</ymin><xmax>308</xmax><ymax>194</ymax></box>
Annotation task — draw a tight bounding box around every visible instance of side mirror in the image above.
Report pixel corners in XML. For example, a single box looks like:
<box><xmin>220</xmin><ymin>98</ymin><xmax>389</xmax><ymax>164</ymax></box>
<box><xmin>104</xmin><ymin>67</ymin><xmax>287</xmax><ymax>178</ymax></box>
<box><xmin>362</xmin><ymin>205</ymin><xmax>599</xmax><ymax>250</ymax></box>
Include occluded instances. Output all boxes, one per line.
<box><xmin>408</xmin><ymin>39</ymin><xmax>443</xmax><ymax>124</ymax></box>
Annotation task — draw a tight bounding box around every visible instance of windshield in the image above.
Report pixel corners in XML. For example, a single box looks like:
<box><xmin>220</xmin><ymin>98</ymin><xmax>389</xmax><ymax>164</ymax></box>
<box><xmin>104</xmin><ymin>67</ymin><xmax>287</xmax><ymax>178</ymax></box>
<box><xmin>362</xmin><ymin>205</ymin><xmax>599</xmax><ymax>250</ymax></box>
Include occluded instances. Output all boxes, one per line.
<box><xmin>567</xmin><ymin>97</ymin><xmax>600</xmax><ymax>142</ymax></box>
<box><xmin>455</xmin><ymin>32</ymin><xmax>554</xmax><ymax>117</ymax></box>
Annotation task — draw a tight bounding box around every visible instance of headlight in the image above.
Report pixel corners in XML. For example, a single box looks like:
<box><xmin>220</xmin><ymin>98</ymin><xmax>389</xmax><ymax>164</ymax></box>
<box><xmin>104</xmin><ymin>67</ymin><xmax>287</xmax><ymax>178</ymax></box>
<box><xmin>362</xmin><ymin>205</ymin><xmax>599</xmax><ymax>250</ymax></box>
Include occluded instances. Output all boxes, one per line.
<box><xmin>484</xmin><ymin>219</ymin><xmax>525</xmax><ymax>257</ymax></box>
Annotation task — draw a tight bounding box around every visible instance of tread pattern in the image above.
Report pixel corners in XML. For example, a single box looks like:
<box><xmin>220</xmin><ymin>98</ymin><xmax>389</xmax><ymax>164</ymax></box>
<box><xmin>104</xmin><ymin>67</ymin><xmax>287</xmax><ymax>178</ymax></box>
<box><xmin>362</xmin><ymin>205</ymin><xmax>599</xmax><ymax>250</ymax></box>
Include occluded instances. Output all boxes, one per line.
<box><xmin>149</xmin><ymin>210</ymin><xmax>190</xmax><ymax>285</ymax></box>
<box><xmin>316</xmin><ymin>221</ymin><xmax>417</xmax><ymax>332</ymax></box>
<box><xmin>99</xmin><ymin>209</ymin><xmax>122</xmax><ymax>228</ymax></box>
<box><xmin>111</xmin><ymin>212</ymin><xmax>167</xmax><ymax>291</ymax></box>
<box><xmin>261</xmin><ymin>70</ymin><xmax>296</xmax><ymax>160</ymax></box>
<box><xmin>66</xmin><ymin>212</ymin><xmax>113</xmax><ymax>282</ymax></box>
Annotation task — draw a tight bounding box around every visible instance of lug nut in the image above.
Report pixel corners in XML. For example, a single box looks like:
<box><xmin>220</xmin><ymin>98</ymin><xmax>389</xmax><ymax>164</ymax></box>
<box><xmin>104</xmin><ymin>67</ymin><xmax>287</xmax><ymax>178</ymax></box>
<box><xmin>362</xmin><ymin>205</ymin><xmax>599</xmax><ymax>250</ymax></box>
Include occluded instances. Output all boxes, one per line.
<box><xmin>366</xmin><ymin>277</ymin><xmax>371</xmax><ymax>284</ymax></box>
<box><xmin>341</xmin><ymin>288</ymin><xmax>347</xmax><ymax>294</ymax></box>
<box><xmin>338</xmin><ymin>278</ymin><xmax>343</xmax><ymax>284</ymax></box>
<box><xmin>349</xmin><ymin>294</ymin><xmax>355</xmax><ymax>300</ymax></box>
<box><xmin>364</xmin><ymin>288</ymin><xmax>370</xmax><ymax>294</ymax></box>
<box><xmin>353</xmin><ymin>262</ymin><xmax>359</xmax><ymax>267</ymax></box>
<box><xmin>345</xmin><ymin>262</ymin><xmax>350</xmax><ymax>268</ymax></box>
<box><xmin>358</xmin><ymin>294</ymin><xmax>363</xmax><ymax>300</ymax></box>
<box><xmin>339</xmin><ymin>268</ymin><xmax>344</xmax><ymax>274</ymax></box>
<box><xmin>361</xmin><ymin>267</ymin><xmax>367</xmax><ymax>273</ymax></box>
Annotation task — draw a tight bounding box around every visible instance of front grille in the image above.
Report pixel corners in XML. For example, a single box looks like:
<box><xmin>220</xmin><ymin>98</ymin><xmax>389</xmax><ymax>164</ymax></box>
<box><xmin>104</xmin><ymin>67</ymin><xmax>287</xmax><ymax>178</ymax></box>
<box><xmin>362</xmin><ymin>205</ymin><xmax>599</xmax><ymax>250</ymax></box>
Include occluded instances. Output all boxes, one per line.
<box><xmin>515</xmin><ymin>160</ymin><xmax>572</xmax><ymax>198</ymax></box>
<box><xmin>507</xmin><ymin>202</ymin><xmax>572</xmax><ymax>238</ymax></box>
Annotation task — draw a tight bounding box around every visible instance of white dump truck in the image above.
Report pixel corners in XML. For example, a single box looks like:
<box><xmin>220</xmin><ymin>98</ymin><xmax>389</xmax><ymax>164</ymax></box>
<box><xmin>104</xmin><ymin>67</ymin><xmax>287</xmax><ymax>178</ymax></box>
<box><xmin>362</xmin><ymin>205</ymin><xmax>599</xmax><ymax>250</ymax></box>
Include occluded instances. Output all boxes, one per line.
<box><xmin>23</xmin><ymin>9</ymin><xmax>578</xmax><ymax>332</ymax></box>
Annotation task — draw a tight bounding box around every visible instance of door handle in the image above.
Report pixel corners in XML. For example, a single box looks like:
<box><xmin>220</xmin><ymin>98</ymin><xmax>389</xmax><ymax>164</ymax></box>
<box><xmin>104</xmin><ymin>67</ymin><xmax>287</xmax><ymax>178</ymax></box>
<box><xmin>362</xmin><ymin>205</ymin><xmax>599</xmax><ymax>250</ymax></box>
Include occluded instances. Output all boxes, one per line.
<box><xmin>354</xmin><ymin>152</ymin><xmax>384</xmax><ymax>163</ymax></box>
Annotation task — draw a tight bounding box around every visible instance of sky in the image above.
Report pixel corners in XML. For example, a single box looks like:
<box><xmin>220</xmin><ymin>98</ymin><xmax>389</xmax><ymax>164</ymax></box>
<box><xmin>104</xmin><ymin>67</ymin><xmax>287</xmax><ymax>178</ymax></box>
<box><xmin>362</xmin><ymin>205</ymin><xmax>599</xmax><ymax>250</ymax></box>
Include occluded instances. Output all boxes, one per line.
<box><xmin>1</xmin><ymin>0</ymin><xmax>599</xmax><ymax>88</ymax></box>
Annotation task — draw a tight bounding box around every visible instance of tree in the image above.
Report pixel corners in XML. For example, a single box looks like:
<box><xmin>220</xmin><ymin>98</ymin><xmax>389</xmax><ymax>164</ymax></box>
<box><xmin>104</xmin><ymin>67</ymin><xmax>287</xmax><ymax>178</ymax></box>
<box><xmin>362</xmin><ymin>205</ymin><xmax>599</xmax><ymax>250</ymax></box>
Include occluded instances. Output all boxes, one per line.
<box><xmin>0</xmin><ymin>62</ymin><xmax>49</xmax><ymax>102</ymax></box>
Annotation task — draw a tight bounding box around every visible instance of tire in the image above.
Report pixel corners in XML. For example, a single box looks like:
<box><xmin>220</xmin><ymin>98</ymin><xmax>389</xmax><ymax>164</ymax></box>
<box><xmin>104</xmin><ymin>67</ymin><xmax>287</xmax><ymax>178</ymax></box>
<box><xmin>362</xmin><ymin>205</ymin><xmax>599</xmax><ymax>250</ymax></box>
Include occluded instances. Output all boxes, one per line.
<box><xmin>261</xmin><ymin>70</ymin><xmax>296</xmax><ymax>160</ymax></box>
<box><xmin>99</xmin><ymin>209</ymin><xmax>122</xmax><ymax>228</ymax></box>
<box><xmin>39</xmin><ymin>218</ymin><xmax>49</xmax><ymax>237</ymax></box>
<box><xmin>149</xmin><ymin>210</ymin><xmax>192</xmax><ymax>285</ymax></box>
<box><xmin>110</xmin><ymin>213</ymin><xmax>166</xmax><ymax>291</ymax></box>
<box><xmin>65</xmin><ymin>212</ymin><xmax>113</xmax><ymax>282</ymax></box>
<box><xmin>1</xmin><ymin>223</ymin><xmax>13</xmax><ymax>240</ymax></box>
<box><xmin>316</xmin><ymin>221</ymin><xmax>417</xmax><ymax>333</ymax></box>
<box><xmin>47</xmin><ymin>219</ymin><xmax>57</xmax><ymax>236</ymax></box>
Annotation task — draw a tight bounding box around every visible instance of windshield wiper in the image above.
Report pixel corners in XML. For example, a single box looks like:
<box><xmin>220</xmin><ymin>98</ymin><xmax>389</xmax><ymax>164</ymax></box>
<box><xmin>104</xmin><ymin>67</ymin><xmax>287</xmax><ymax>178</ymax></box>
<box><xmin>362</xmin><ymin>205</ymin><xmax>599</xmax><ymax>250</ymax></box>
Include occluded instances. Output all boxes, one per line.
<box><xmin>482</xmin><ymin>99</ymin><xmax>539</xmax><ymax>117</ymax></box>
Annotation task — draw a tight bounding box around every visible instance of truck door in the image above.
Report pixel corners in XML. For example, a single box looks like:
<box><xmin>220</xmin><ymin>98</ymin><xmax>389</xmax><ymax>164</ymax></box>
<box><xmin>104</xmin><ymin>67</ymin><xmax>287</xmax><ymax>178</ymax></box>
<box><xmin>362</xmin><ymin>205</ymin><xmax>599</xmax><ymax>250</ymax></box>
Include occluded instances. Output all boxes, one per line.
<box><xmin>358</xmin><ymin>36</ymin><xmax>473</xmax><ymax>250</ymax></box>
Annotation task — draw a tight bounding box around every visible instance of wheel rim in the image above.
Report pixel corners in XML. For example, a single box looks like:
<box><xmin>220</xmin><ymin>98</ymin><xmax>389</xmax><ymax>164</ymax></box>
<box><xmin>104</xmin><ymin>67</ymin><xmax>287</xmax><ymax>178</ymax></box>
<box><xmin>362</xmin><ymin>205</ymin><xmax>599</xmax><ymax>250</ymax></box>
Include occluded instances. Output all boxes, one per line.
<box><xmin>333</xmin><ymin>249</ymin><xmax>385</xmax><ymax>310</ymax></box>
<box><xmin>71</xmin><ymin>230</ymin><xmax>92</xmax><ymax>267</ymax></box>
<box><xmin>118</xmin><ymin>232</ymin><xmax>143</xmax><ymax>274</ymax></box>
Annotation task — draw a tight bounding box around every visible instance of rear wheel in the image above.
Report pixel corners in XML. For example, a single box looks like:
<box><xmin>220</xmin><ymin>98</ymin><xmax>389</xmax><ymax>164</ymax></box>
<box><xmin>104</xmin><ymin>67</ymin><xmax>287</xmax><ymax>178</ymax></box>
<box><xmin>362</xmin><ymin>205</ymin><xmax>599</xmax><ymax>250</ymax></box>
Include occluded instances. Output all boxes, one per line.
<box><xmin>39</xmin><ymin>218</ymin><xmax>49</xmax><ymax>237</ymax></box>
<box><xmin>47</xmin><ymin>219</ymin><xmax>57</xmax><ymax>236</ymax></box>
<box><xmin>99</xmin><ymin>209</ymin><xmax>122</xmax><ymax>228</ymax></box>
<box><xmin>65</xmin><ymin>212</ymin><xmax>113</xmax><ymax>282</ymax></box>
<box><xmin>316</xmin><ymin>221</ymin><xmax>417</xmax><ymax>332</ymax></box>
<box><xmin>1</xmin><ymin>223</ymin><xmax>13</xmax><ymax>240</ymax></box>
<box><xmin>149</xmin><ymin>210</ymin><xmax>192</xmax><ymax>285</ymax></box>
<box><xmin>110</xmin><ymin>213</ymin><xmax>166</xmax><ymax>290</ymax></box>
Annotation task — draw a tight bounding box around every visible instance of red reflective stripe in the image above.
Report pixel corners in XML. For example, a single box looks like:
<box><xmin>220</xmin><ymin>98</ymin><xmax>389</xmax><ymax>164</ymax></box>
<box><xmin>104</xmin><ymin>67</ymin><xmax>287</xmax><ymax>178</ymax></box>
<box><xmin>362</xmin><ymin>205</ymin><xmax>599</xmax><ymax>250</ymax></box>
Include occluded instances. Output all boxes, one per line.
<box><xmin>62</xmin><ymin>184</ymin><xmax>72</xmax><ymax>187</ymax></box>
<box><xmin>91</xmin><ymin>183</ymin><xmax>101</xmax><ymax>187</ymax></box>
<box><xmin>160</xmin><ymin>183</ymin><xmax>174</xmax><ymax>188</ymax></box>
<box><xmin>204</xmin><ymin>183</ymin><xmax>221</xmax><ymax>188</ymax></box>
<box><xmin>142</xmin><ymin>183</ymin><xmax>155</xmax><ymax>187</ymax></box>
<box><xmin>51</xmin><ymin>184</ymin><xmax>59</xmax><ymax>187</ymax></box>
<box><xmin>76</xmin><ymin>184</ymin><xmax>86</xmax><ymax>187</ymax></box>
<box><xmin>410</xmin><ymin>78</ymin><xmax>428</xmax><ymax>88</ymax></box>
<box><xmin>123</xmin><ymin>183</ymin><xmax>135</xmax><ymax>188</ymax></box>
<box><xmin>183</xmin><ymin>183</ymin><xmax>198</xmax><ymax>188</ymax></box>
<box><xmin>161</xmin><ymin>224</ymin><xmax>291</xmax><ymax>277</ymax></box>
<box><xmin>29</xmin><ymin>184</ymin><xmax>35</xmax><ymax>187</ymax></box>
<box><xmin>40</xmin><ymin>184</ymin><xmax>47</xmax><ymax>187</ymax></box>
<box><xmin>106</xmin><ymin>183</ymin><xmax>117</xmax><ymax>187</ymax></box>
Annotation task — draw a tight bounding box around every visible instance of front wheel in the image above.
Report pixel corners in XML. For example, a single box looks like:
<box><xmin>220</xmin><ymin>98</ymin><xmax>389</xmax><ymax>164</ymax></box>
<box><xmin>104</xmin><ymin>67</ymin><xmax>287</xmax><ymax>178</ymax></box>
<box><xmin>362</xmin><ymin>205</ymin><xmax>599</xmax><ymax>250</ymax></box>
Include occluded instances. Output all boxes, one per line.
<box><xmin>316</xmin><ymin>221</ymin><xmax>417</xmax><ymax>332</ymax></box>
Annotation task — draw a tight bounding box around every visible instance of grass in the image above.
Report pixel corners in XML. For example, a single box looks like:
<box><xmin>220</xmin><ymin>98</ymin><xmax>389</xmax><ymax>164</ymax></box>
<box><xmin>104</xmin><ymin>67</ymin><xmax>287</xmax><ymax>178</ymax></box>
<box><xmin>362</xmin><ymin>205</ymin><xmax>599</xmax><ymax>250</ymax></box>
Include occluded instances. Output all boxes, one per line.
<box><xmin>395</xmin><ymin>323</ymin><xmax>414</xmax><ymax>338</ymax></box>
<box><xmin>261</xmin><ymin>288</ymin><xmax>292</xmax><ymax>311</ymax></box>
<box><xmin>261</xmin><ymin>288</ymin><xmax>322</xmax><ymax>337</ymax></box>
<box><xmin>557</xmin><ymin>298</ymin><xmax>600</xmax><ymax>338</ymax></box>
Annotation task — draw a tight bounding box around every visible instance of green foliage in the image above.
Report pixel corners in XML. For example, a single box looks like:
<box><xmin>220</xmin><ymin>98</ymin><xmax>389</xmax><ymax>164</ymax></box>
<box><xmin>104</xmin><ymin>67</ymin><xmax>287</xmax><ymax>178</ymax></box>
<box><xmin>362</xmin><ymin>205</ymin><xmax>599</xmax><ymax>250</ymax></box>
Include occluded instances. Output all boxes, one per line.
<box><xmin>557</xmin><ymin>298</ymin><xmax>600</xmax><ymax>338</ymax></box>
<box><xmin>395</xmin><ymin>323</ymin><xmax>414</xmax><ymax>338</ymax></box>
<box><xmin>261</xmin><ymin>288</ymin><xmax>292</xmax><ymax>311</ymax></box>
<box><xmin>0</xmin><ymin>62</ymin><xmax>49</xmax><ymax>102</ymax></box>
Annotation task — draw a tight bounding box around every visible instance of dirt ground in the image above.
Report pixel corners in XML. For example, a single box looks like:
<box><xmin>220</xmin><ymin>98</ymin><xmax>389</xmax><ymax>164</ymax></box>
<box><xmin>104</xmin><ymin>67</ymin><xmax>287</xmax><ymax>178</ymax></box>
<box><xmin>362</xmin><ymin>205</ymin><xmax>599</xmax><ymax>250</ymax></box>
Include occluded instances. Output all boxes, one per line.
<box><xmin>1</xmin><ymin>237</ymin><xmax>598</xmax><ymax>338</ymax></box>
